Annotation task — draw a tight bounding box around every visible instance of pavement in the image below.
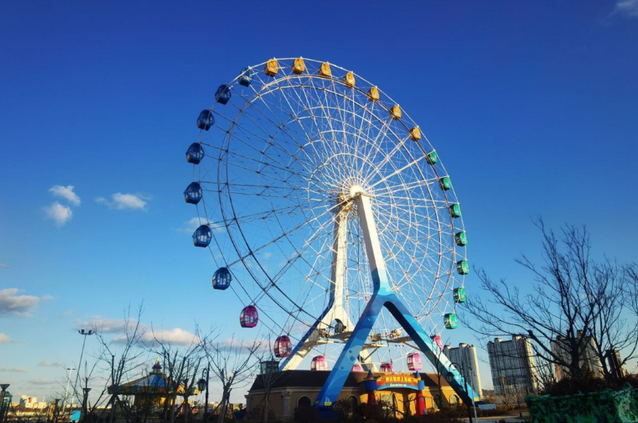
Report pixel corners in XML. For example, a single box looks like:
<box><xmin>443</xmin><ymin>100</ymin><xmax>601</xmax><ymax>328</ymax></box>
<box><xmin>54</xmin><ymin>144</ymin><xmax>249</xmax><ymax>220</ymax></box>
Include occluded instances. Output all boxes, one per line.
<box><xmin>460</xmin><ymin>414</ymin><xmax>529</xmax><ymax>423</ymax></box>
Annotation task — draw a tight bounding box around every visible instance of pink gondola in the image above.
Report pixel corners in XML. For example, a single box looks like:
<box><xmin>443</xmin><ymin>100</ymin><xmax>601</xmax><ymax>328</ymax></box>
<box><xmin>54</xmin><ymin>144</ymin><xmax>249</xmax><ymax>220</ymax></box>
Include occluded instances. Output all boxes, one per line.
<box><xmin>407</xmin><ymin>353</ymin><xmax>423</xmax><ymax>371</ymax></box>
<box><xmin>380</xmin><ymin>362</ymin><xmax>395</xmax><ymax>373</ymax></box>
<box><xmin>431</xmin><ymin>334</ymin><xmax>444</xmax><ymax>351</ymax></box>
<box><xmin>240</xmin><ymin>305</ymin><xmax>258</xmax><ymax>328</ymax></box>
<box><xmin>274</xmin><ymin>335</ymin><xmax>292</xmax><ymax>358</ymax></box>
<box><xmin>352</xmin><ymin>363</ymin><xmax>363</xmax><ymax>372</ymax></box>
<box><xmin>311</xmin><ymin>356</ymin><xmax>328</xmax><ymax>371</ymax></box>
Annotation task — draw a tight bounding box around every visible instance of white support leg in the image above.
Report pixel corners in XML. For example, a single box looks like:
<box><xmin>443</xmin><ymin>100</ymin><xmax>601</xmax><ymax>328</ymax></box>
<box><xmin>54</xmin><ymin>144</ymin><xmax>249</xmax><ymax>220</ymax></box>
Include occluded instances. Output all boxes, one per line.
<box><xmin>282</xmin><ymin>199</ymin><xmax>356</xmax><ymax>370</ymax></box>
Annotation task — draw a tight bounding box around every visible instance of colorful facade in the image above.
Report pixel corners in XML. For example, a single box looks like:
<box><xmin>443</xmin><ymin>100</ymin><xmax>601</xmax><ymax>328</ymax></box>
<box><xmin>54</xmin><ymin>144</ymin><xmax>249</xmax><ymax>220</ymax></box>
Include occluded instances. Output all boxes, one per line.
<box><xmin>246</xmin><ymin>370</ymin><xmax>460</xmax><ymax>421</ymax></box>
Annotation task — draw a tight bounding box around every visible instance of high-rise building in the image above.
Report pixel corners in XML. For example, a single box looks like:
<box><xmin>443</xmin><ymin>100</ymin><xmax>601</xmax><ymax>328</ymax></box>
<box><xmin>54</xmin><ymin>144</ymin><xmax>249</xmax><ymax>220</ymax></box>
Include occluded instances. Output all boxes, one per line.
<box><xmin>607</xmin><ymin>348</ymin><xmax>626</xmax><ymax>379</ymax></box>
<box><xmin>444</xmin><ymin>343</ymin><xmax>482</xmax><ymax>398</ymax></box>
<box><xmin>550</xmin><ymin>331</ymin><xmax>603</xmax><ymax>380</ymax></box>
<box><xmin>487</xmin><ymin>336</ymin><xmax>537</xmax><ymax>395</ymax></box>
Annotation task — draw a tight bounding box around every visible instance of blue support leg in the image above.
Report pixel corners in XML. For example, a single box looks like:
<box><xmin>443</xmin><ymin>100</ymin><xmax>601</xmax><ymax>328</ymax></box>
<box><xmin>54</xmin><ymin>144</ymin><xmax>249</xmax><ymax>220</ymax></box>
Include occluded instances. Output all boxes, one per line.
<box><xmin>314</xmin><ymin>290</ymin><xmax>388</xmax><ymax>409</ymax></box>
<box><xmin>384</xmin><ymin>295</ymin><xmax>484</xmax><ymax>405</ymax></box>
<box><xmin>313</xmin><ymin>291</ymin><xmax>483</xmax><ymax>413</ymax></box>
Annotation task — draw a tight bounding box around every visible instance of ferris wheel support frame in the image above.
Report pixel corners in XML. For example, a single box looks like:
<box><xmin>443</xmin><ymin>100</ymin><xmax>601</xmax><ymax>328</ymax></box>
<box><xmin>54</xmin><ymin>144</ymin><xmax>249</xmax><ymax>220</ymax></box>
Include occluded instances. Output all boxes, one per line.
<box><xmin>313</xmin><ymin>187</ymin><xmax>483</xmax><ymax>411</ymax></box>
<box><xmin>280</xmin><ymin>199</ymin><xmax>374</xmax><ymax>371</ymax></box>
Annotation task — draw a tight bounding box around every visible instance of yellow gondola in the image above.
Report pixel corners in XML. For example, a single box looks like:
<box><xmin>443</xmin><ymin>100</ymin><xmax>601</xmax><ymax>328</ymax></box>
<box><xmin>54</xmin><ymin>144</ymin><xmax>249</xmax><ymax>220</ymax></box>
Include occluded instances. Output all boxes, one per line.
<box><xmin>344</xmin><ymin>72</ymin><xmax>355</xmax><ymax>87</ymax></box>
<box><xmin>368</xmin><ymin>86</ymin><xmax>380</xmax><ymax>102</ymax></box>
<box><xmin>292</xmin><ymin>58</ymin><xmax>306</xmax><ymax>74</ymax></box>
<box><xmin>319</xmin><ymin>62</ymin><xmax>332</xmax><ymax>78</ymax></box>
<box><xmin>390</xmin><ymin>105</ymin><xmax>402</xmax><ymax>120</ymax></box>
<box><xmin>409</xmin><ymin>127</ymin><xmax>422</xmax><ymax>141</ymax></box>
<box><xmin>264</xmin><ymin>58</ymin><xmax>279</xmax><ymax>77</ymax></box>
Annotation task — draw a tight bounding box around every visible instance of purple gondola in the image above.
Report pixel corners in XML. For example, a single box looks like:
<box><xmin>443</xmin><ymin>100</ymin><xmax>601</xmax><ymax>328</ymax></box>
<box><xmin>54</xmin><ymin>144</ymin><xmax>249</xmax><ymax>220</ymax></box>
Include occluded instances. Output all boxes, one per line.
<box><xmin>240</xmin><ymin>305</ymin><xmax>258</xmax><ymax>328</ymax></box>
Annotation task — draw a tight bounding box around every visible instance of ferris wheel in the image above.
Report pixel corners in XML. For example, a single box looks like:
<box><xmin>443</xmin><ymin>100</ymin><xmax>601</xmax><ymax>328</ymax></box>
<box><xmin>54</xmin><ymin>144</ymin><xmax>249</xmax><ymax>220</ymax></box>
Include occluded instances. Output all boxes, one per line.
<box><xmin>184</xmin><ymin>57</ymin><xmax>479</xmax><ymax>406</ymax></box>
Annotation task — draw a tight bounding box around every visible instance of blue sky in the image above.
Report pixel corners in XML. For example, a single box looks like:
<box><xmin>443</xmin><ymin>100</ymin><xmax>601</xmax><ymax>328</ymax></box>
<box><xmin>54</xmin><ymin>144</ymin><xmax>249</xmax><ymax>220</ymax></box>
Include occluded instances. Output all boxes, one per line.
<box><xmin>1</xmin><ymin>0</ymin><xmax>637</xmax><ymax>403</ymax></box>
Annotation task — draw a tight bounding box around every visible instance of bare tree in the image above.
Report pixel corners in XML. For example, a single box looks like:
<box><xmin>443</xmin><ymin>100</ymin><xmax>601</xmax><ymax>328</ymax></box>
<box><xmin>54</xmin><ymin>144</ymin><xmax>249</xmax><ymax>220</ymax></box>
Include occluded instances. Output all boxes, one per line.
<box><xmin>145</xmin><ymin>326</ymin><xmax>212</xmax><ymax>423</ymax></box>
<box><xmin>462</xmin><ymin>219</ymin><xmax>638</xmax><ymax>382</ymax></box>
<box><xmin>204</xmin><ymin>336</ymin><xmax>262</xmax><ymax>423</ymax></box>
<box><xmin>97</xmin><ymin>305</ymin><xmax>148</xmax><ymax>423</ymax></box>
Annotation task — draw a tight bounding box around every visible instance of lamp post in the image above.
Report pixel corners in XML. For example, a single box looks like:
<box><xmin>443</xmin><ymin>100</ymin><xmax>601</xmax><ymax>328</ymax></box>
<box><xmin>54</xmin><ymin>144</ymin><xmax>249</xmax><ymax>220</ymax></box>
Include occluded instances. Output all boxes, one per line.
<box><xmin>73</xmin><ymin>329</ymin><xmax>95</xmax><ymax>404</ymax></box>
<box><xmin>63</xmin><ymin>368</ymin><xmax>75</xmax><ymax>410</ymax></box>
<box><xmin>450</xmin><ymin>362</ymin><xmax>477</xmax><ymax>423</ymax></box>
<box><xmin>197</xmin><ymin>365</ymin><xmax>210</xmax><ymax>420</ymax></box>
<box><xmin>1</xmin><ymin>384</ymin><xmax>10</xmax><ymax>423</ymax></box>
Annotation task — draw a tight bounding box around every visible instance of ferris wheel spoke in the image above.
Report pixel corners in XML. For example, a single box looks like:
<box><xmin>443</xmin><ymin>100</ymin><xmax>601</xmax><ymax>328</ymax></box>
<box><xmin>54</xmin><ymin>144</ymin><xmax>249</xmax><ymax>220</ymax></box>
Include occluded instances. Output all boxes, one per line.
<box><xmin>243</xmin><ymin>213</ymin><xmax>338</xmax><ymax>324</ymax></box>
<box><xmin>224</xmin><ymin>194</ymin><xmax>351</xmax><ymax>269</ymax></box>
<box><xmin>280</xmin><ymin>233</ymin><xmax>336</xmax><ymax>331</ymax></box>
<box><xmin>275</xmin><ymin>80</ymin><xmax>350</xmax><ymax>182</ymax></box>
<box><xmin>254</xmin><ymin>206</ymin><xmax>336</xmax><ymax>297</ymax></box>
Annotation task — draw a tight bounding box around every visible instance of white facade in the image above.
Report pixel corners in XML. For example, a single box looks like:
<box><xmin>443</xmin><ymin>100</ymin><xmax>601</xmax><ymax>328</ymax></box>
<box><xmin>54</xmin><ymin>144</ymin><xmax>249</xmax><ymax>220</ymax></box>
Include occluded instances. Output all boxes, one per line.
<box><xmin>17</xmin><ymin>396</ymin><xmax>48</xmax><ymax>409</ymax></box>
<box><xmin>487</xmin><ymin>336</ymin><xmax>537</xmax><ymax>395</ymax></box>
<box><xmin>444</xmin><ymin>343</ymin><xmax>482</xmax><ymax>398</ymax></box>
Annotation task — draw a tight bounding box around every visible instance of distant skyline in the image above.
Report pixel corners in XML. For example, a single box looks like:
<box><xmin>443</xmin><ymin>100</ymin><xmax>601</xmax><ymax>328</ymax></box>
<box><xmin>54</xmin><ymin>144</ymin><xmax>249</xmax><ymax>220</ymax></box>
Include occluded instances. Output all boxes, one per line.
<box><xmin>1</xmin><ymin>0</ymin><xmax>637</xmax><ymax>404</ymax></box>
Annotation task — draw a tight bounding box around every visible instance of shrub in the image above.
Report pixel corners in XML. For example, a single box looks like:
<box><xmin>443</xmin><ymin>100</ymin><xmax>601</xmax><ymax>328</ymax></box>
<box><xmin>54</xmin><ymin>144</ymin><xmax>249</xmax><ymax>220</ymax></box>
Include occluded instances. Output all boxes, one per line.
<box><xmin>542</xmin><ymin>373</ymin><xmax>638</xmax><ymax>396</ymax></box>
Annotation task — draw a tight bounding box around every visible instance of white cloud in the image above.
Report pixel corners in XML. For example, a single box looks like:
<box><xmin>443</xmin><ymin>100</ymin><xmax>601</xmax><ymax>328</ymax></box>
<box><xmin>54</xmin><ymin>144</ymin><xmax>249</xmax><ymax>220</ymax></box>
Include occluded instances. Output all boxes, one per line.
<box><xmin>39</xmin><ymin>359</ymin><xmax>65</xmax><ymax>367</ymax></box>
<box><xmin>612</xmin><ymin>0</ymin><xmax>638</xmax><ymax>17</ymax></box>
<box><xmin>44</xmin><ymin>202</ymin><xmax>73</xmax><ymax>227</ymax></box>
<box><xmin>0</xmin><ymin>288</ymin><xmax>41</xmax><ymax>317</ymax></box>
<box><xmin>178</xmin><ymin>217</ymin><xmax>223</xmax><ymax>234</ymax></box>
<box><xmin>28</xmin><ymin>378</ymin><xmax>57</xmax><ymax>385</ymax></box>
<box><xmin>49</xmin><ymin>185</ymin><xmax>81</xmax><ymax>206</ymax></box>
<box><xmin>0</xmin><ymin>333</ymin><xmax>9</xmax><ymax>345</ymax></box>
<box><xmin>183</xmin><ymin>217</ymin><xmax>203</xmax><ymax>233</ymax></box>
<box><xmin>114</xmin><ymin>328</ymin><xmax>200</xmax><ymax>346</ymax></box>
<box><xmin>96</xmin><ymin>193</ymin><xmax>150</xmax><ymax>210</ymax></box>
<box><xmin>78</xmin><ymin>317</ymin><xmax>142</xmax><ymax>334</ymax></box>
<box><xmin>212</xmin><ymin>338</ymin><xmax>268</xmax><ymax>353</ymax></box>
<box><xmin>0</xmin><ymin>367</ymin><xmax>27</xmax><ymax>372</ymax></box>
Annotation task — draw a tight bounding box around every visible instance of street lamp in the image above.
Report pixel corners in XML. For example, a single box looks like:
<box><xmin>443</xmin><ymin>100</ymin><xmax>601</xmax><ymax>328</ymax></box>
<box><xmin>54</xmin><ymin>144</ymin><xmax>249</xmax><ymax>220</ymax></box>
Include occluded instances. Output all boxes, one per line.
<box><xmin>73</xmin><ymin>329</ymin><xmax>95</xmax><ymax>405</ymax></box>
<box><xmin>450</xmin><ymin>362</ymin><xmax>478</xmax><ymax>423</ymax></box>
<box><xmin>1</xmin><ymin>384</ymin><xmax>10</xmax><ymax>423</ymax></box>
<box><xmin>197</xmin><ymin>365</ymin><xmax>210</xmax><ymax>419</ymax></box>
<box><xmin>63</xmin><ymin>368</ymin><xmax>75</xmax><ymax>410</ymax></box>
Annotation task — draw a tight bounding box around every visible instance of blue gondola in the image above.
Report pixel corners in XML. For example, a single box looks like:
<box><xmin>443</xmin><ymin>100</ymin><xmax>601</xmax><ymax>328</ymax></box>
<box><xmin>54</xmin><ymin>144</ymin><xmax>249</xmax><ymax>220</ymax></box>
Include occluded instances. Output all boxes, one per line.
<box><xmin>212</xmin><ymin>267</ymin><xmax>232</xmax><ymax>290</ymax></box>
<box><xmin>239</xmin><ymin>67</ymin><xmax>254</xmax><ymax>87</ymax></box>
<box><xmin>184</xmin><ymin>182</ymin><xmax>202</xmax><ymax>205</ymax></box>
<box><xmin>192</xmin><ymin>225</ymin><xmax>212</xmax><ymax>248</ymax></box>
<box><xmin>215</xmin><ymin>85</ymin><xmax>231</xmax><ymax>105</ymax></box>
<box><xmin>197</xmin><ymin>110</ymin><xmax>215</xmax><ymax>131</ymax></box>
<box><xmin>186</xmin><ymin>143</ymin><xmax>205</xmax><ymax>164</ymax></box>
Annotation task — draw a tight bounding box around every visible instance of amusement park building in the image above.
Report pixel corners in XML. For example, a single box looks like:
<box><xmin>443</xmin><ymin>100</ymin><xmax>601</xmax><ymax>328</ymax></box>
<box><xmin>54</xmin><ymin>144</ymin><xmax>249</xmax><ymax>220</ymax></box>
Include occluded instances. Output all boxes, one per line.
<box><xmin>487</xmin><ymin>336</ymin><xmax>537</xmax><ymax>395</ymax></box>
<box><xmin>443</xmin><ymin>343</ymin><xmax>482</xmax><ymax>398</ymax></box>
<box><xmin>245</xmin><ymin>370</ymin><xmax>460</xmax><ymax>421</ymax></box>
<box><xmin>107</xmin><ymin>361</ymin><xmax>199</xmax><ymax>409</ymax></box>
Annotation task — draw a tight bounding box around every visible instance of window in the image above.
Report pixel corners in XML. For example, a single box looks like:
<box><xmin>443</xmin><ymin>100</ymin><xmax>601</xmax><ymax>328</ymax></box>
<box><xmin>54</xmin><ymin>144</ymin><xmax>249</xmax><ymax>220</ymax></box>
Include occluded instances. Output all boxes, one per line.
<box><xmin>433</xmin><ymin>394</ymin><xmax>443</xmax><ymax>409</ymax></box>
<box><xmin>345</xmin><ymin>396</ymin><xmax>359</xmax><ymax>414</ymax></box>
<box><xmin>297</xmin><ymin>396</ymin><xmax>312</xmax><ymax>408</ymax></box>
<box><xmin>449</xmin><ymin>394</ymin><xmax>459</xmax><ymax>405</ymax></box>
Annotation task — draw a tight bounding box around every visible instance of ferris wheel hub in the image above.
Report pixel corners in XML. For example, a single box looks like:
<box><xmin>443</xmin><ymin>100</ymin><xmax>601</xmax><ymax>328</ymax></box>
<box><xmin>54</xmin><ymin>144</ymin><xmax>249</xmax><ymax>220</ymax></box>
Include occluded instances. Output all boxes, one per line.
<box><xmin>349</xmin><ymin>184</ymin><xmax>366</xmax><ymax>198</ymax></box>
